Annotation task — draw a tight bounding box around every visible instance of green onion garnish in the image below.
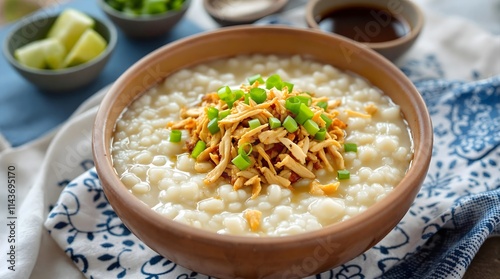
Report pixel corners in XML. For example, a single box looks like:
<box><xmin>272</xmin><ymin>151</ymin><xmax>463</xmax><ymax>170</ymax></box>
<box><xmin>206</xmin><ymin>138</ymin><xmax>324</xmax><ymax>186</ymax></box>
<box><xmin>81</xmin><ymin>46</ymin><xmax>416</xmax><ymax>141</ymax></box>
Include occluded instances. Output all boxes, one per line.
<box><xmin>248</xmin><ymin>74</ymin><xmax>265</xmax><ymax>85</ymax></box>
<box><xmin>191</xmin><ymin>140</ymin><xmax>206</xmax><ymax>159</ymax></box>
<box><xmin>207</xmin><ymin>107</ymin><xmax>219</xmax><ymax>120</ymax></box>
<box><xmin>283</xmin><ymin>116</ymin><xmax>298</xmax><ymax>133</ymax></box>
<box><xmin>337</xmin><ymin>170</ymin><xmax>350</xmax><ymax>180</ymax></box>
<box><xmin>344</xmin><ymin>142</ymin><xmax>358</xmax><ymax>152</ymax></box>
<box><xmin>283</xmin><ymin>81</ymin><xmax>294</xmax><ymax>93</ymax></box>
<box><xmin>317</xmin><ymin>101</ymin><xmax>328</xmax><ymax>111</ymax></box>
<box><xmin>265</xmin><ymin>74</ymin><xmax>283</xmax><ymax>90</ymax></box>
<box><xmin>296</xmin><ymin>95</ymin><xmax>312</xmax><ymax>106</ymax></box>
<box><xmin>285</xmin><ymin>97</ymin><xmax>301</xmax><ymax>114</ymax></box>
<box><xmin>294</xmin><ymin>103</ymin><xmax>314</xmax><ymax>125</ymax></box>
<box><xmin>207</xmin><ymin>118</ymin><xmax>220</xmax><ymax>134</ymax></box>
<box><xmin>248</xmin><ymin>119</ymin><xmax>261</xmax><ymax>130</ymax></box>
<box><xmin>238</xmin><ymin>143</ymin><xmax>253</xmax><ymax>157</ymax></box>
<box><xmin>303</xmin><ymin>119</ymin><xmax>320</xmax><ymax>136</ymax></box>
<box><xmin>169</xmin><ymin>130</ymin><xmax>182</xmax><ymax>142</ymax></box>
<box><xmin>269</xmin><ymin>117</ymin><xmax>281</xmax><ymax>129</ymax></box>
<box><xmin>217</xmin><ymin>86</ymin><xmax>231</xmax><ymax>100</ymax></box>
<box><xmin>320</xmin><ymin>113</ymin><xmax>333</xmax><ymax>128</ymax></box>
<box><xmin>314</xmin><ymin>128</ymin><xmax>326</xmax><ymax>141</ymax></box>
<box><xmin>232</xmin><ymin>154</ymin><xmax>251</xmax><ymax>171</ymax></box>
<box><xmin>219</xmin><ymin>109</ymin><xmax>230</xmax><ymax>120</ymax></box>
<box><xmin>244</xmin><ymin>93</ymin><xmax>250</xmax><ymax>105</ymax></box>
<box><xmin>249</xmin><ymin>87</ymin><xmax>267</xmax><ymax>104</ymax></box>
<box><xmin>233</xmin><ymin>89</ymin><xmax>244</xmax><ymax>101</ymax></box>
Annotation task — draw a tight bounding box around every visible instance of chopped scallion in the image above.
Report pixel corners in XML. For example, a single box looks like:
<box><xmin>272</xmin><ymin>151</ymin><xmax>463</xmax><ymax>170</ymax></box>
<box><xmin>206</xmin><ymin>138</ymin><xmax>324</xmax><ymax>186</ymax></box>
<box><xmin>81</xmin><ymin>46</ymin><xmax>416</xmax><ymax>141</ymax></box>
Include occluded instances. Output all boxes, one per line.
<box><xmin>218</xmin><ymin>109</ymin><xmax>230</xmax><ymax>120</ymax></box>
<box><xmin>248</xmin><ymin>118</ymin><xmax>261</xmax><ymax>130</ymax></box>
<box><xmin>169</xmin><ymin>130</ymin><xmax>182</xmax><ymax>142</ymax></box>
<box><xmin>207</xmin><ymin>118</ymin><xmax>220</xmax><ymax>134</ymax></box>
<box><xmin>296</xmin><ymin>95</ymin><xmax>312</xmax><ymax>106</ymax></box>
<box><xmin>285</xmin><ymin>97</ymin><xmax>301</xmax><ymax>114</ymax></box>
<box><xmin>249</xmin><ymin>87</ymin><xmax>267</xmax><ymax>104</ymax></box>
<box><xmin>191</xmin><ymin>140</ymin><xmax>206</xmax><ymax>159</ymax></box>
<box><xmin>244</xmin><ymin>93</ymin><xmax>250</xmax><ymax>105</ymax></box>
<box><xmin>217</xmin><ymin>86</ymin><xmax>231</xmax><ymax>101</ymax></box>
<box><xmin>265</xmin><ymin>74</ymin><xmax>283</xmax><ymax>90</ymax></box>
<box><xmin>317</xmin><ymin>101</ymin><xmax>328</xmax><ymax>111</ymax></box>
<box><xmin>314</xmin><ymin>128</ymin><xmax>326</xmax><ymax>141</ymax></box>
<box><xmin>283</xmin><ymin>81</ymin><xmax>294</xmax><ymax>93</ymax></box>
<box><xmin>207</xmin><ymin>107</ymin><xmax>219</xmax><ymax>120</ymax></box>
<box><xmin>283</xmin><ymin>116</ymin><xmax>298</xmax><ymax>133</ymax></box>
<box><xmin>233</xmin><ymin>89</ymin><xmax>244</xmax><ymax>101</ymax></box>
<box><xmin>303</xmin><ymin>119</ymin><xmax>320</xmax><ymax>136</ymax></box>
<box><xmin>269</xmin><ymin>117</ymin><xmax>281</xmax><ymax>129</ymax></box>
<box><xmin>232</xmin><ymin>154</ymin><xmax>251</xmax><ymax>170</ymax></box>
<box><xmin>238</xmin><ymin>143</ymin><xmax>253</xmax><ymax>157</ymax></box>
<box><xmin>320</xmin><ymin>113</ymin><xmax>333</xmax><ymax>128</ymax></box>
<box><xmin>248</xmin><ymin>74</ymin><xmax>265</xmax><ymax>85</ymax></box>
<box><xmin>337</xmin><ymin>169</ymin><xmax>350</xmax><ymax>180</ymax></box>
<box><xmin>344</xmin><ymin>142</ymin><xmax>358</xmax><ymax>152</ymax></box>
<box><xmin>294</xmin><ymin>103</ymin><xmax>314</xmax><ymax>125</ymax></box>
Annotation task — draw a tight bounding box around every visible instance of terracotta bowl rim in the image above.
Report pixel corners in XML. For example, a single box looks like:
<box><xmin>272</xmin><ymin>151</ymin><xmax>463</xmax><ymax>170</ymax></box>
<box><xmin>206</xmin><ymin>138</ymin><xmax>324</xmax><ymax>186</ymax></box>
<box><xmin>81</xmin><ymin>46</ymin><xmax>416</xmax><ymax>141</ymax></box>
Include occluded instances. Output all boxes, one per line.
<box><xmin>305</xmin><ymin>0</ymin><xmax>425</xmax><ymax>50</ymax></box>
<box><xmin>93</xmin><ymin>25</ymin><xmax>432</xmax><ymax>246</ymax></box>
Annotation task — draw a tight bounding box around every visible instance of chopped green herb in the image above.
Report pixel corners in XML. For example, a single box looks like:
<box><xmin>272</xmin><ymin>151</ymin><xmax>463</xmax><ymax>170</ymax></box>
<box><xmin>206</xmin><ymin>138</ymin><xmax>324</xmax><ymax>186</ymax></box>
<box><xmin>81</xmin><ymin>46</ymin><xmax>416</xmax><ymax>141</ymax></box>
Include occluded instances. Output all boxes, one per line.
<box><xmin>283</xmin><ymin>81</ymin><xmax>294</xmax><ymax>93</ymax></box>
<box><xmin>337</xmin><ymin>169</ymin><xmax>350</xmax><ymax>180</ymax></box>
<box><xmin>248</xmin><ymin>119</ymin><xmax>261</xmax><ymax>130</ymax></box>
<box><xmin>314</xmin><ymin>128</ymin><xmax>326</xmax><ymax>141</ymax></box>
<box><xmin>303</xmin><ymin>119</ymin><xmax>320</xmax><ymax>136</ymax></box>
<box><xmin>191</xmin><ymin>140</ymin><xmax>206</xmax><ymax>159</ymax></box>
<box><xmin>207</xmin><ymin>118</ymin><xmax>220</xmax><ymax>134</ymax></box>
<box><xmin>169</xmin><ymin>130</ymin><xmax>182</xmax><ymax>142</ymax></box>
<box><xmin>317</xmin><ymin>101</ymin><xmax>328</xmax><ymax>110</ymax></box>
<box><xmin>285</xmin><ymin>97</ymin><xmax>301</xmax><ymax>114</ymax></box>
<box><xmin>249</xmin><ymin>87</ymin><xmax>267</xmax><ymax>104</ymax></box>
<box><xmin>269</xmin><ymin>117</ymin><xmax>281</xmax><ymax>129</ymax></box>
<box><xmin>238</xmin><ymin>143</ymin><xmax>253</xmax><ymax>157</ymax></box>
<box><xmin>283</xmin><ymin>116</ymin><xmax>298</xmax><ymax>133</ymax></box>
<box><xmin>296</xmin><ymin>95</ymin><xmax>312</xmax><ymax>106</ymax></box>
<box><xmin>344</xmin><ymin>142</ymin><xmax>358</xmax><ymax>152</ymax></box>
<box><xmin>248</xmin><ymin>74</ymin><xmax>265</xmax><ymax>85</ymax></box>
<box><xmin>207</xmin><ymin>107</ymin><xmax>219</xmax><ymax>120</ymax></box>
<box><xmin>218</xmin><ymin>109</ymin><xmax>230</xmax><ymax>120</ymax></box>
<box><xmin>294</xmin><ymin>103</ymin><xmax>314</xmax><ymax>125</ymax></box>
<box><xmin>320</xmin><ymin>113</ymin><xmax>333</xmax><ymax>128</ymax></box>
<box><xmin>232</xmin><ymin>153</ymin><xmax>251</xmax><ymax>170</ymax></box>
<box><xmin>265</xmin><ymin>74</ymin><xmax>283</xmax><ymax>90</ymax></box>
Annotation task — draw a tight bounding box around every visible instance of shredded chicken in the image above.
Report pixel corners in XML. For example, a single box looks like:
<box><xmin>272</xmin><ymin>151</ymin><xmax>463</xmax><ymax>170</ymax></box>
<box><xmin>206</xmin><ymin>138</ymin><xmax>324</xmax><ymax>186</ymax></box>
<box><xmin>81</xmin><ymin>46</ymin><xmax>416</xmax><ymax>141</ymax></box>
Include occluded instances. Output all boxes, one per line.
<box><xmin>166</xmin><ymin>74</ymin><xmax>349</xmax><ymax>196</ymax></box>
<box><xmin>244</xmin><ymin>209</ymin><xmax>262</xmax><ymax>232</ymax></box>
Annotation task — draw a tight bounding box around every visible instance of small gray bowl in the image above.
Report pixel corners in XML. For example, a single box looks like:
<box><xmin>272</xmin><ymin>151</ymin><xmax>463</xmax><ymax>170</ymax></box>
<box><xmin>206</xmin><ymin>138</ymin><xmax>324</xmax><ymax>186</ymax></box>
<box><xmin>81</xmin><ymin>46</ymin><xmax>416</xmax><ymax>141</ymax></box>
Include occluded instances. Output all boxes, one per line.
<box><xmin>97</xmin><ymin>0</ymin><xmax>192</xmax><ymax>38</ymax></box>
<box><xmin>3</xmin><ymin>13</ymin><xmax>117</xmax><ymax>92</ymax></box>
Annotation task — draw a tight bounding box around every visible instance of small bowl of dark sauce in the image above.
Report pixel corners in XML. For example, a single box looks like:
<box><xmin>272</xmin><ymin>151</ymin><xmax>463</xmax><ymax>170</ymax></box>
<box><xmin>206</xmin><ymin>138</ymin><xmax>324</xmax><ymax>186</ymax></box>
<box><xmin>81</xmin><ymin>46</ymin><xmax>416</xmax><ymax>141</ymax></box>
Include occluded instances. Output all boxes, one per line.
<box><xmin>306</xmin><ymin>0</ymin><xmax>424</xmax><ymax>61</ymax></box>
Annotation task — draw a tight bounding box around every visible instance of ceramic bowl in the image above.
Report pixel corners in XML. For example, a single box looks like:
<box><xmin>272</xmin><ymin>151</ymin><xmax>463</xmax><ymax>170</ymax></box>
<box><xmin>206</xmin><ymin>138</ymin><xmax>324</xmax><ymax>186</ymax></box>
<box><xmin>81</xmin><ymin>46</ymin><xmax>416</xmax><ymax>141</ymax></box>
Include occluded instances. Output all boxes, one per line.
<box><xmin>305</xmin><ymin>0</ymin><xmax>424</xmax><ymax>61</ymax></box>
<box><xmin>93</xmin><ymin>26</ymin><xmax>432</xmax><ymax>278</ymax></box>
<box><xmin>3</xmin><ymin>12</ymin><xmax>117</xmax><ymax>92</ymax></box>
<box><xmin>97</xmin><ymin>0</ymin><xmax>191</xmax><ymax>38</ymax></box>
<box><xmin>203</xmin><ymin>0</ymin><xmax>289</xmax><ymax>25</ymax></box>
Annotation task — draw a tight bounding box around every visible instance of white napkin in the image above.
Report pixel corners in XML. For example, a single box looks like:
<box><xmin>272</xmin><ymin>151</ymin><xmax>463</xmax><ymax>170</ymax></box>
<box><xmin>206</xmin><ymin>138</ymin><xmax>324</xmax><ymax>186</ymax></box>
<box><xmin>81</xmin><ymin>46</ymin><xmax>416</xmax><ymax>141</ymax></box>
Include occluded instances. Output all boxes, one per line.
<box><xmin>1</xmin><ymin>1</ymin><xmax>500</xmax><ymax>278</ymax></box>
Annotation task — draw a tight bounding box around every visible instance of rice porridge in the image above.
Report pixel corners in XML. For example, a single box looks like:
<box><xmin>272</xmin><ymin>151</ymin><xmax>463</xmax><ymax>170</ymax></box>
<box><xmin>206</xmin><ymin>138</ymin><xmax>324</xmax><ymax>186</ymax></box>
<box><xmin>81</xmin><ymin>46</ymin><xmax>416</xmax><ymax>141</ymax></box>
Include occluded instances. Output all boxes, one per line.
<box><xmin>111</xmin><ymin>54</ymin><xmax>413</xmax><ymax>237</ymax></box>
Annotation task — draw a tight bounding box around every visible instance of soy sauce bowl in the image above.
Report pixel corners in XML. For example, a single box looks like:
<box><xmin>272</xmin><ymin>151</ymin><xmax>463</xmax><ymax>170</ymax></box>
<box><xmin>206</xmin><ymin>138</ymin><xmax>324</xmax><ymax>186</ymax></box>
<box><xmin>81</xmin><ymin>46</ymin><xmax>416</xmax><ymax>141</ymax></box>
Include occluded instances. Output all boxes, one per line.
<box><xmin>306</xmin><ymin>0</ymin><xmax>424</xmax><ymax>61</ymax></box>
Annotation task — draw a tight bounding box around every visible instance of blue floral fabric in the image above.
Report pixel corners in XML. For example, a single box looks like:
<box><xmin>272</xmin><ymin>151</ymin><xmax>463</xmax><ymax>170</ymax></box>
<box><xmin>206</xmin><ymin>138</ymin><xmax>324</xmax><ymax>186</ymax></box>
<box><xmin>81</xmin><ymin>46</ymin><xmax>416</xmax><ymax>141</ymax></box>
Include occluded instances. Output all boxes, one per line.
<box><xmin>45</xmin><ymin>58</ymin><xmax>500</xmax><ymax>278</ymax></box>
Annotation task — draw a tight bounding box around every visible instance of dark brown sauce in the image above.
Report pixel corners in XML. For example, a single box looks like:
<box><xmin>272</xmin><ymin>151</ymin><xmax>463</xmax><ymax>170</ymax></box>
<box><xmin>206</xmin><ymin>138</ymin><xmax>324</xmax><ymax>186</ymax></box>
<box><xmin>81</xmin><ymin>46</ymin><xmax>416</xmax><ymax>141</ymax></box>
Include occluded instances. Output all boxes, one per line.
<box><xmin>316</xmin><ymin>6</ymin><xmax>410</xmax><ymax>43</ymax></box>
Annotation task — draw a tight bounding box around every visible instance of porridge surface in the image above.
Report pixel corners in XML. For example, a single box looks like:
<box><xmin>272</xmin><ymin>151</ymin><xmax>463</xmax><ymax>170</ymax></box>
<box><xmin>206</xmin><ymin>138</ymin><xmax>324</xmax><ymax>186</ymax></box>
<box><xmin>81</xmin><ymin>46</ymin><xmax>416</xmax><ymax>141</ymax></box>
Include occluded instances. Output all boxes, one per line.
<box><xmin>111</xmin><ymin>54</ymin><xmax>413</xmax><ymax>236</ymax></box>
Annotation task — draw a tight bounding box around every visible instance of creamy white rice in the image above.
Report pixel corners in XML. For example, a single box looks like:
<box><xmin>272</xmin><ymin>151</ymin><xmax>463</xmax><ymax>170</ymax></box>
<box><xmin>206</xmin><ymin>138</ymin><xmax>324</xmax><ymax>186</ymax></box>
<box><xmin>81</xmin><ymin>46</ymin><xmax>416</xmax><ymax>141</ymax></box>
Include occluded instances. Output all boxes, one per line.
<box><xmin>111</xmin><ymin>54</ymin><xmax>413</xmax><ymax>237</ymax></box>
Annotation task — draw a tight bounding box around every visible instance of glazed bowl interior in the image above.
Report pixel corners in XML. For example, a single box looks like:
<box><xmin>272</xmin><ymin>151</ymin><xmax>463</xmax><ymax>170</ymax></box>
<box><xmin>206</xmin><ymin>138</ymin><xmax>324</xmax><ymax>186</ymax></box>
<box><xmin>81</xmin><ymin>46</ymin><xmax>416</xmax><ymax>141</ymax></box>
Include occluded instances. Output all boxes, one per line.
<box><xmin>93</xmin><ymin>26</ymin><xmax>432</xmax><ymax>278</ymax></box>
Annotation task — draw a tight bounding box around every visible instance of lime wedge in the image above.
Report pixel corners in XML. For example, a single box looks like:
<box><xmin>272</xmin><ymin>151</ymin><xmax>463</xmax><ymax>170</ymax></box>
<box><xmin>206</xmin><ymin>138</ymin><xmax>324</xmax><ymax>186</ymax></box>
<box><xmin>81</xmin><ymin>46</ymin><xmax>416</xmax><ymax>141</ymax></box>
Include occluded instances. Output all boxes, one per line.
<box><xmin>64</xmin><ymin>29</ymin><xmax>107</xmax><ymax>67</ymax></box>
<box><xmin>43</xmin><ymin>38</ymin><xmax>66</xmax><ymax>69</ymax></box>
<box><xmin>47</xmin><ymin>9</ymin><xmax>95</xmax><ymax>52</ymax></box>
<box><xmin>14</xmin><ymin>38</ymin><xmax>66</xmax><ymax>69</ymax></box>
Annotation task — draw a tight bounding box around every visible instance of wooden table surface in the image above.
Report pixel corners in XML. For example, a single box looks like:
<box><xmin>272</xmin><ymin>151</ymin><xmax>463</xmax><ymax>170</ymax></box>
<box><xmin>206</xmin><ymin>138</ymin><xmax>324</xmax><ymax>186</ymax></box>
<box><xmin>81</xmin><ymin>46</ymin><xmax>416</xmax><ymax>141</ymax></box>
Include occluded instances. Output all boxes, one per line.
<box><xmin>1</xmin><ymin>0</ymin><xmax>499</xmax><ymax>278</ymax></box>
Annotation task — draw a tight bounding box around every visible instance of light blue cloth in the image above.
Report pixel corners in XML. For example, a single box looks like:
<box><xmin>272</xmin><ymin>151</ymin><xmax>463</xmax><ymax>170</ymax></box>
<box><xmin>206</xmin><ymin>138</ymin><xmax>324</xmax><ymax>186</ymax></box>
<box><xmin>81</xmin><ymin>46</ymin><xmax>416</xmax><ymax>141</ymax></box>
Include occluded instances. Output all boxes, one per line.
<box><xmin>0</xmin><ymin>0</ymin><xmax>204</xmax><ymax>147</ymax></box>
<box><xmin>44</xmin><ymin>54</ymin><xmax>500</xmax><ymax>277</ymax></box>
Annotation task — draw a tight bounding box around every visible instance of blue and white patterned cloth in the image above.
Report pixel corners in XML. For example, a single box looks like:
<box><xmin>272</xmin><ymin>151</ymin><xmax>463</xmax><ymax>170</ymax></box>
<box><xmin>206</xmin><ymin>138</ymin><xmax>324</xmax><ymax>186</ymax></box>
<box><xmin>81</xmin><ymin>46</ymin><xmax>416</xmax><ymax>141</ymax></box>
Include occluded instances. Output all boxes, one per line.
<box><xmin>1</xmin><ymin>1</ymin><xmax>500</xmax><ymax>279</ymax></box>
